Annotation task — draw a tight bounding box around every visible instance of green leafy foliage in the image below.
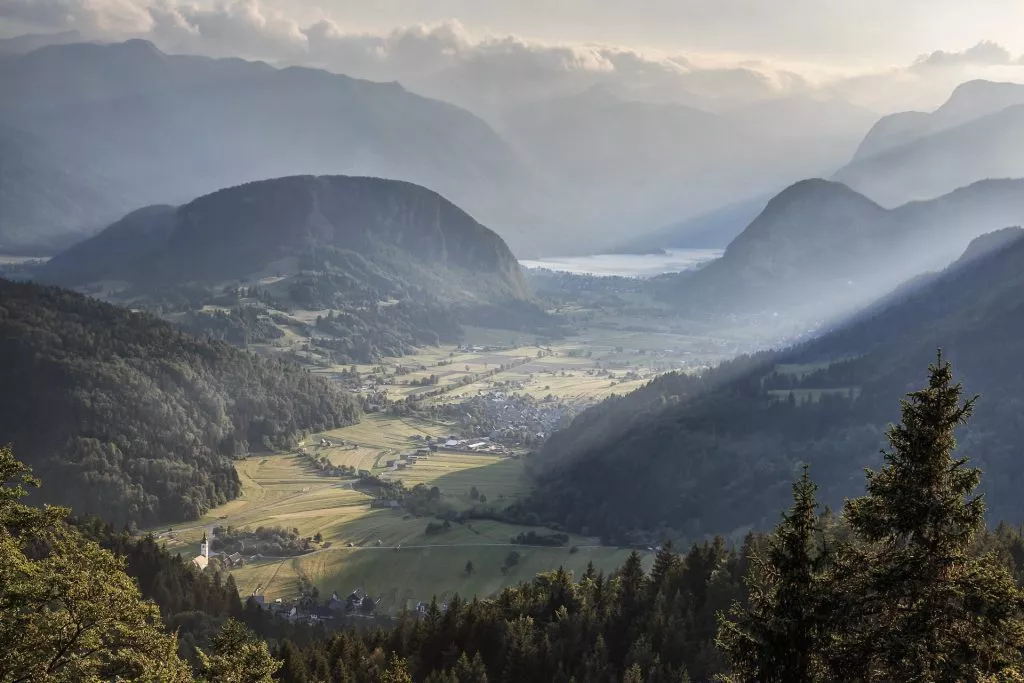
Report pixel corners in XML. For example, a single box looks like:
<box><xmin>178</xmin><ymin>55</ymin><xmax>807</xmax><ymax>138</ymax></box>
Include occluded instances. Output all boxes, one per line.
<box><xmin>0</xmin><ymin>446</ymin><xmax>193</xmax><ymax>682</ymax></box>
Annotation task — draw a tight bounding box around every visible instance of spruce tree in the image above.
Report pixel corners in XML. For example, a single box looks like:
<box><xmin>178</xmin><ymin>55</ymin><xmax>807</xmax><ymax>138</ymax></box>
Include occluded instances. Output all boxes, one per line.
<box><xmin>830</xmin><ymin>353</ymin><xmax>1024</xmax><ymax>680</ymax></box>
<box><xmin>717</xmin><ymin>465</ymin><xmax>825</xmax><ymax>682</ymax></box>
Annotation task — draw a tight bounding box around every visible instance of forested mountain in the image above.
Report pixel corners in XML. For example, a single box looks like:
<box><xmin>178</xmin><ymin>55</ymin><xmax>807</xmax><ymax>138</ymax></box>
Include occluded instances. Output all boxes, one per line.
<box><xmin>661</xmin><ymin>177</ymin><xmax>1024</xmax><ymax>319</ymax></box>
<box><xmin>834</xmin><ymin>82</ymin><xmax>1024</xmax><ymax>207</ymax></box>
<box><xmin>41</xmin><ymin>175</ymin><xmax>528</xmax><ymax>301</ymax></box>
<box><xmin>851</xmin><ymin>80</ymin><xmax>1024</xmax><ymax>162</ymax></box>
<box><xmin>0</xmin><ymin>40</ymin><xmax>535</xmax><ymax>252</ymax></box>
<box><xmin>0</xmin><ymin>278</ymin><xmax>360</xmax><ymax>526</ymax></box>
<box><xmin>39</xmin><ymin>174</ymin><xmax>547</xmax><ymax>362</ymax></box>
<box><xmin>529</xmin><ymin>228</ymin><xmax>1024</xmax><ymax>543</ymax></box>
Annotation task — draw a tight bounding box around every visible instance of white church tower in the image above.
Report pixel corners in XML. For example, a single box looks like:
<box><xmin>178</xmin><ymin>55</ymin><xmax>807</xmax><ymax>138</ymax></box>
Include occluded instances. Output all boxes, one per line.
<box><xmin>192</xmin><ymin>531</ymin><xmax>210</xmax><ymax>570</ymax></box>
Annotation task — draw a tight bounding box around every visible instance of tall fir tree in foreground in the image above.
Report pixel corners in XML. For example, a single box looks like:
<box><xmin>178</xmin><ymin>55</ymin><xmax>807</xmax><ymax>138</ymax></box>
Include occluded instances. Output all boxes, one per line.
<box><xmin>717</xmin><ymin>465</ymin><xmax>826</xmax><ymax>682</ymax></box>
<box><xmin>829</xmin><ymin>352</ymin><xmax>1024</xmax><ymax>680</ymax></box>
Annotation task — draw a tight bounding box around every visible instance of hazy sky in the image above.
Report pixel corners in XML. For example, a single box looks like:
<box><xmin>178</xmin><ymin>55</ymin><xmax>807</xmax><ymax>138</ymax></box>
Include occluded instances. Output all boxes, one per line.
<box><xmin>266</xmin><ymin>0</ymin><xmax>1024</xmax><ymax>65</ymax></box>
<box><xmin>3</xmin><ymin>0</ymin><xmax>1024</xmax><ymax>111</ymax></box>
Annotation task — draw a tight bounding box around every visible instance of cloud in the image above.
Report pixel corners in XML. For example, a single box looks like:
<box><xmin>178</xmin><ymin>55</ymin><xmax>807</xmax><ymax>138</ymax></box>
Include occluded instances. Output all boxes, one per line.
<box><xmin>0</xmin><ymin>0</ymin><xmax>811</xmax><ymax>107</ymax></box>
<box><xmin>3</xmin><ymin>0</ymin><xmax>1024</xmax><ymax>114</ymax></box>
<box><xmin>147</xmin><ymin>0</ymin><xmax>307</xmax><ymax>59</ymax></box>
<box><xmin>912</xmin><ymin>40</ymin><xmax>1015</xmax><ymax>71</ymax></box>
<box><xmin>0</xmin><ymin>0</ymin><xmax>151</xmax><ymax>33</ymax></box>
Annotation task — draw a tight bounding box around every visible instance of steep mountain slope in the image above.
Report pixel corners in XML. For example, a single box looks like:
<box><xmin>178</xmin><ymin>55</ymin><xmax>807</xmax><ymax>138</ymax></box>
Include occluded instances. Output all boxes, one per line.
<box><xmin>835</xmin><ymin>97</ymin><xmax>1024</xmax><ymax>208</ymax></box>
<box><xmin>852</xmin><ymin>80</ymin><xmax>1024</xmax><ymax>162</ymax></box>
<box><xmin>0</xmin><ymin>278</ymin><xmax>360</xmax><ymax>527</ymax></box>
<box><xmin>41</xmin><ymin>175</ymin><xmax>528</xmax><ymax>301</ymax></box>
<box><xmin>528</xmin><ymin>229</ymin><xmax>1024</xmax><ymax>542</ymax></box>
<box><xmin>0</xmin><ymin>40</ymin><xmax>533</xmax><ymax>252</ymax></box>
<box><xmin>663</xmin><ymin>178</ymin><xmax>1024</xmax><ymax>318</ymax></box>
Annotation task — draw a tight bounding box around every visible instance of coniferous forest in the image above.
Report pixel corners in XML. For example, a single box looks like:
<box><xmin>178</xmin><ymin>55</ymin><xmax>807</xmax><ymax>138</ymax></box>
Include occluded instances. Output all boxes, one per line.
<box><xmin>6</xmin><ymin>357</ymin><xmax>1024</xmax><ymax>681</ymax></box>
<box><xmin>0</xmin><ymin>278</ymin><xmax>361</xmax><ymax>526</ymax></box>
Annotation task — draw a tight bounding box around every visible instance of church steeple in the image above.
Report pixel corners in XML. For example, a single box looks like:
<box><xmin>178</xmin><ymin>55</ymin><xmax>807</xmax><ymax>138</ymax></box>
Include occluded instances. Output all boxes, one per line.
<box><xmin>200</xmin><ymin>532</ymin><xmax>209</xmax><ymax>559</ymax></box>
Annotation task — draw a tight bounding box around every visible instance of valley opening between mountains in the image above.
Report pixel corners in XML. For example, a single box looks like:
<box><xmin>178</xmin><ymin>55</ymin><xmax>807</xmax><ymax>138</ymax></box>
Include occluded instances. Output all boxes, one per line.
<box><xmin>4</xmin><ymin>24</ymin><xmax>1024</xmax><ymax>683</ymax></box>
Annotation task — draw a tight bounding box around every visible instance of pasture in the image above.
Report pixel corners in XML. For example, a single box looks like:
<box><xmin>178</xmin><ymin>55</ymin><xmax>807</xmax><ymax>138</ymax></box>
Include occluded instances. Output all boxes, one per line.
<box><xmin>156</xmin><ymin>445</ymin><xmax>636</xmax><ymax>612</ymax></box>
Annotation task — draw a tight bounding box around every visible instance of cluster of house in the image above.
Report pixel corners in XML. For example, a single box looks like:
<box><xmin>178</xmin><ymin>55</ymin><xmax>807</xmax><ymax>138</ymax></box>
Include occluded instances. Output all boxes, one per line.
<box><xmin>440</xmin><ymin>391</ymin><xmax>574</xmax><ymax>446</ymax></box>
<box><xmin>254</xmin><ymin>588</ymin><xmax>380</xmax><ymax>625</ymax></box>
<box><xmin>383</xmin><ymin>446</ymin><xmax>436</xmax><ymax>471</ymax></box>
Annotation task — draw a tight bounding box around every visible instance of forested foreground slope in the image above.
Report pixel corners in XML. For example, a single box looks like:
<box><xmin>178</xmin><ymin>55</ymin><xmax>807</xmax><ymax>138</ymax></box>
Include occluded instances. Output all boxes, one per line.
<box><xmin>529</xmin><ymin>228</ymin><xmax>1024</xmax><ymax>543</ymax></box>
<box><xmin>0</xmin><ymin>279</ymin><xmax>360</xmax><ymax>526</ymax></box>
<box><xmin>7</xmin><ymin>356</ymin><xmax>1024</xmax><ymax>682</ymax></box>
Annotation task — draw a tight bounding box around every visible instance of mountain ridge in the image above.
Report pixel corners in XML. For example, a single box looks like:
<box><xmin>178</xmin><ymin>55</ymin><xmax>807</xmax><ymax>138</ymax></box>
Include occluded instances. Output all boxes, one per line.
<box><xmin>662</xmin><ymin>177</ymin><xmax>1024</xmax><ymax>319</ymax></box>
<box><xmin>528</xmin><ymin>226</ymin><xmax>1024</xmax><ymax>542</ymax></box>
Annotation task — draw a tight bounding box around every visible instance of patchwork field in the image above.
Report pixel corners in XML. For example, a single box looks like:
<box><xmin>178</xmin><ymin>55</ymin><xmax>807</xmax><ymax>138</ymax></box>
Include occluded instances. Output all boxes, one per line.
<box><xmin>153</xmin><ymin>326</ymin><xmax>759</xmax><ymax>609</ymax></box>
<box><xmin>156</xmin><ymin>444</ymin><xmax>636</xmax><ymax>612</ymax></box>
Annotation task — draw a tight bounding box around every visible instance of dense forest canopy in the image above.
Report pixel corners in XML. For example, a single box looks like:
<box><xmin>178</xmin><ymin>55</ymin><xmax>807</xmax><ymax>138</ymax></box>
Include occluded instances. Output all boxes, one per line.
<box><xmin>528</xmin><ymin>229</ymin><xmax>1024</xmax><ymax>544</ymax></box>
<box><xmin>0</xmin><ymin>279</ymin><xmax>360</xmax><ymax>526</ymax></box>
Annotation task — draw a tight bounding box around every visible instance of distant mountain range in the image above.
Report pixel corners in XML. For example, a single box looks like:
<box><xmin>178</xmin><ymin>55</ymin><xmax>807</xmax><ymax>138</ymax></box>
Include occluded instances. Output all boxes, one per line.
<box><xmin>498</xmin><ymin>86</ymin><xmax>871</xmax><ymax>249</ymax></box>
<box><xmin>660</xmin><ymin>177</ymin><xmax>1024</xmax><ymax>319</ymax></box>
<box><xmin>0</xmin><ymin>38</ymin><xmax>884</xmax><ymax>257</ymax></box>
<box><xmin>835</xmin><ymin>80</ymin><xmax>1024</xmax><ymax>207</ymax></box>
<box><xmin>0</xmin><ymin>40</ymin><xmax>533</xmax><ymax>253</ymax></box>
<box><xmin>527</xmin><ymin>226</ymin><xmax>1024</xmax><ymax>542</ymax></box>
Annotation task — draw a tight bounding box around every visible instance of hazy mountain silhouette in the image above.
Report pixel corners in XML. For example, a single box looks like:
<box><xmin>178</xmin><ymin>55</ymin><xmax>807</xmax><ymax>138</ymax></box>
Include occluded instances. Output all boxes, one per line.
<box><xmin>835</xmin><ymin>81</ymin><xmax>1024</xmax><ymax>207</ymax></box>
<box><xmin>616</xmin><ymin>195</ymin><xmax>769</xmax><ymax>251</ymax></box>
<box><xmin>495</xmin><ymin>86</ymin><xmax>872</xmax><ymax>251</ymax></box>
<box><xmin>852</xmin><ymin>80</ymin><xmax>1024</xmax><ymax>161</ymax></box>
<box><xmin>662</xmin><ymin>178</ymin><xmax>1024</xmax><ymax>319</ymax></box>
<box><xmin>0</xmin><ymin>31</ymin><xmax>83</xmax><ymax>55</ymax></box>
<box><xmin>0</xmin><ymin>40</ymin><xmax>535</xmax><ymax>252</ymax></box>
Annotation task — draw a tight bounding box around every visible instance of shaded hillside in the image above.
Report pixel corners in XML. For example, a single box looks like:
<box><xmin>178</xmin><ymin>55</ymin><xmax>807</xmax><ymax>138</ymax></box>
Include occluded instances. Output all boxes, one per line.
<box><xmin>661</xmin><ymin>178</ymin><xmax>1024</xmax><ymax>319</ymax></box>
<box><xmin>42</xmin><ymin>175</ymin><xmax>528</xmax><ymax>301</ymax></box>
<box><xmin>39</xmin><ymin>175</ymin><xmax>549</xmax><ymax>362</ymax></box>
<box><xmin>852</xmin><ymin>80</ymin><xmax>1024</xmax><ymax>162</ymax></box>
<box><xmin>835</xmin><ymin>101</ymin><xmax>1024</xmax><ymax>208</ymax></box>
<box><xmin>528</xmin><ymin>229</ymin><xmax>1024</xmax><ymax>542</ymax></box>
<box><xmin>0</xmin><ymin>40</ymin><xmax>534</xmax><ymax>252</ymax></box>
<box><xmin>0</xmin><ymin>278</ymin><xmax>360</xmax><ymax>526</ymax></box>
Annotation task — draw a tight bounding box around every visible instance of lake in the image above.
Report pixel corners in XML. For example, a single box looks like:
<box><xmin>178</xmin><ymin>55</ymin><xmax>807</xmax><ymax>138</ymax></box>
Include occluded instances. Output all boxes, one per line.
<box><xmin>520</xmin><ymin>248</ymin><xmax>723</xmax><ymax>278</ymax></box>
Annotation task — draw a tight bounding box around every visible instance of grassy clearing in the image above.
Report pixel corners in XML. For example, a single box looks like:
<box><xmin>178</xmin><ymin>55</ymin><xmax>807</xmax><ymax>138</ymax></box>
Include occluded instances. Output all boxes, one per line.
<box><xmin>231</xmin><ymin>543</ymin><xmax>642</xmax><ymax>612</ymax></box>
<box><xmin>155</xmin><ymin>446</ymin><xmax>630</xmax><ymax>612</ymax></box>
